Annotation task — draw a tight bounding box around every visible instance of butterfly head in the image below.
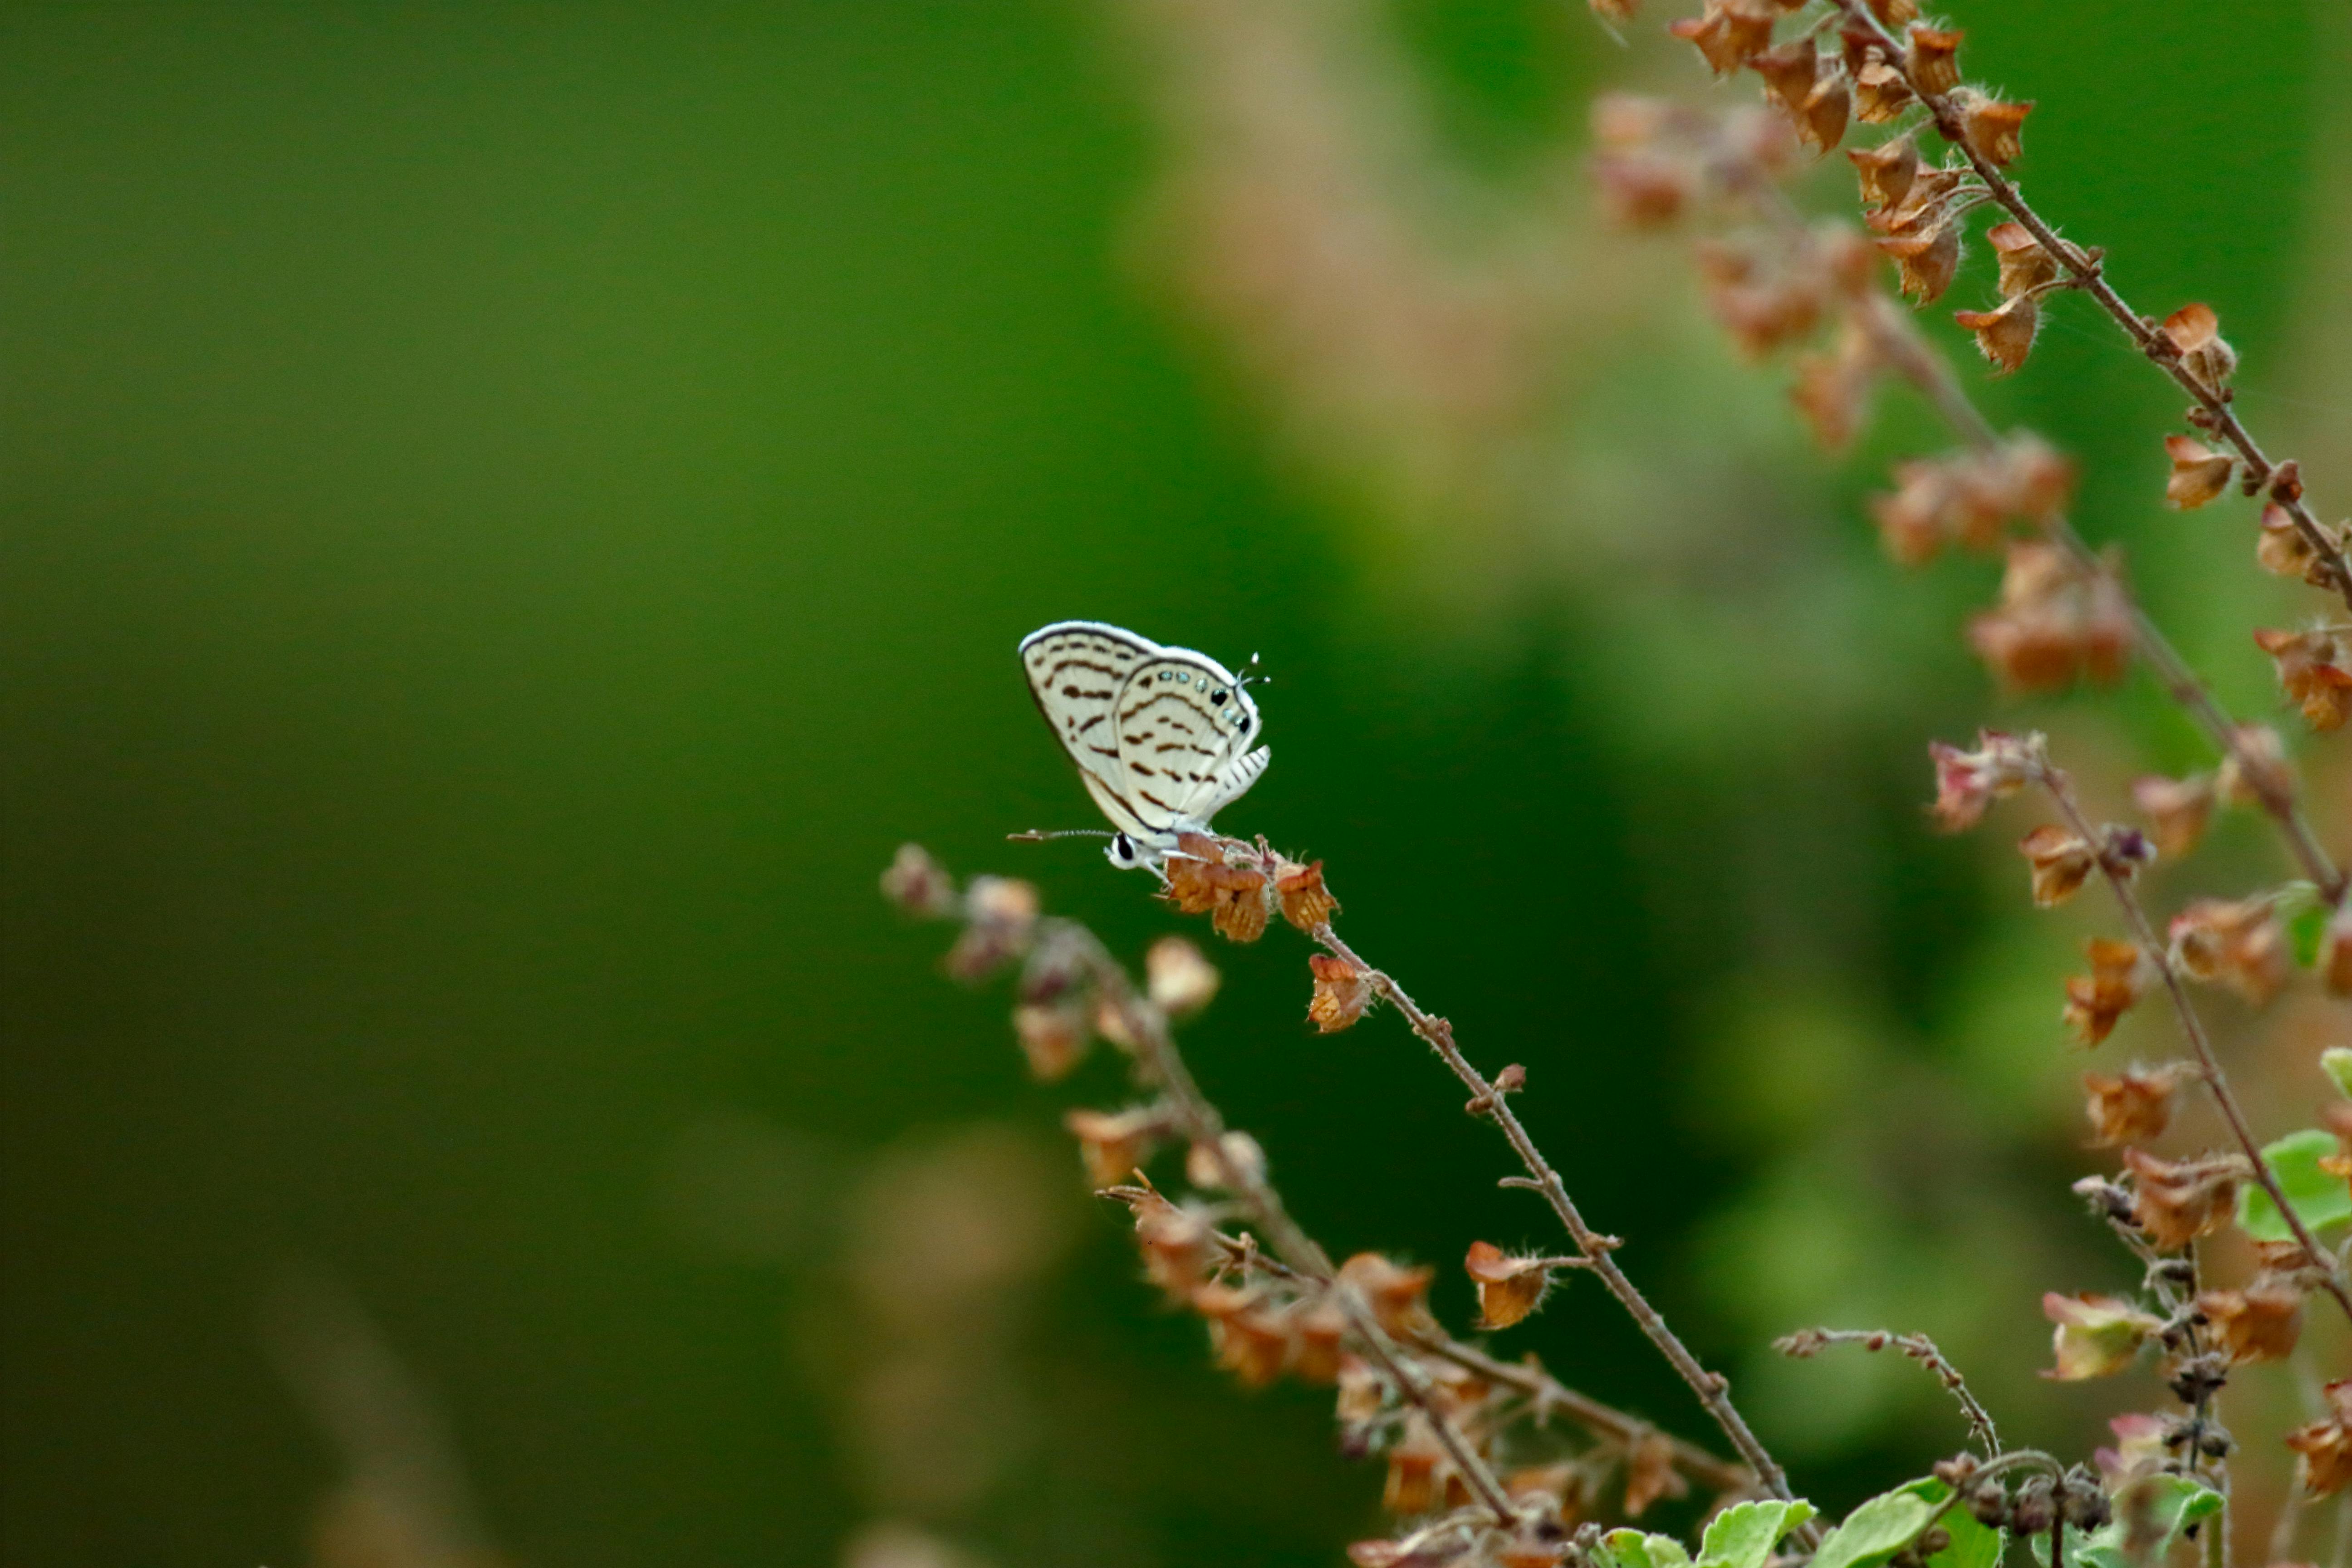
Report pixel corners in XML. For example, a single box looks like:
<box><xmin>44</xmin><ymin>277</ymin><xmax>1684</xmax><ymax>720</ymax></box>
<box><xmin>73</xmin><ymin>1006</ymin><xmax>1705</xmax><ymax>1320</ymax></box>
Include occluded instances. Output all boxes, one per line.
<box><xmin>1106</xmin><ymin>830</ymin><xmax>1144</xmax><ymax>871</ymax></box>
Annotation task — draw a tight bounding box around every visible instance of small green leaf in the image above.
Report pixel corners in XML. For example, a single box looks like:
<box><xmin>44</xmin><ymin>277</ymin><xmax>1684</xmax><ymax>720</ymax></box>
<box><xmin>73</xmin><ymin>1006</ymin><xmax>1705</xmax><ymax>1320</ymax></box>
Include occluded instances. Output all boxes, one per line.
<box><xmin>1925</xmin><ymin>1495</ymin><xmax>2004</xmax><ymax>1568</ymax></box>
<box><xmin>2323</xmin><ymin>1047</ymin><xmax>2352</xmax><ymax>1101</ymax></box>
<box><xmin>1811</xmin><ymin>1485</ymin><xmax>1940</xmax><ymax>1568</ymax></box>
<box><xmin>1605</xmin><ymin>1529</ymin><xmax>1693</xmax><ymax>1568</ymax></box>
<box><xmin>2292</xmin><ymin>903</ymin><xmax>2331</xmax><ymax>968</ymax></box>
<box><xmin>2237</xmin><ymin>1128</ymin><xmax>2352</xmax><ymax>1242</ymax></box>
<box><xmin>1700</xmin><ymin>1499</ymin><xmax>1817</xmax><ymax>1568</ymax></box>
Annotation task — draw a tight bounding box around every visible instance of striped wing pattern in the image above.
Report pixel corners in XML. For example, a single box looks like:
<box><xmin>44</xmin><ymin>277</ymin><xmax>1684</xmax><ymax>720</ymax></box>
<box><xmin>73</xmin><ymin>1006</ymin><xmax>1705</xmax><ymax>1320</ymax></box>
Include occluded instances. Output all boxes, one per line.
<box><xmin>1019</xmin><ymin>620</ymin><xmax>1269</xmax><ymax>845</ymax></box>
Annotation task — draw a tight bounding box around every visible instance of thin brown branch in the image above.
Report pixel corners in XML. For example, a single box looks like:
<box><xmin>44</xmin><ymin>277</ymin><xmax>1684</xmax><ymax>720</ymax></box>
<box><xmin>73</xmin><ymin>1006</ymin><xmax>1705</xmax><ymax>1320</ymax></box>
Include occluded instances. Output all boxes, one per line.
<box><xmin>1299</xmin><ymin>917</ymin><xmax>1816</xmax><ymax>1539</ymax></box>
<box><xmin>1839</xmin><ymin>238</ymin><xmax>2350</xmax><ymax>912</ymax></box>
<box><xmin>2029</xmin><ymin>759</ymin><xmax>2352</xmax><ymax>1326</ymax></box>
<box><xmin>1773</xmin><ymin>1327</ymin><xmax>1999</xmax><ymax>1457</ymax></box>
<box><xmin>1830</xmin><ymin>0</ymin><xmax>2352</xmax><ymax>617</ymax></box>
<box><xmin>1417</xmin><ymin>1334</ymin><xmax>1757</xmax><ymax>1496</ymax></box>
<box><xmin>1070</xmin><ymin>932</ymin><xmax>1524</xmax><ymax>1529</ymax></box>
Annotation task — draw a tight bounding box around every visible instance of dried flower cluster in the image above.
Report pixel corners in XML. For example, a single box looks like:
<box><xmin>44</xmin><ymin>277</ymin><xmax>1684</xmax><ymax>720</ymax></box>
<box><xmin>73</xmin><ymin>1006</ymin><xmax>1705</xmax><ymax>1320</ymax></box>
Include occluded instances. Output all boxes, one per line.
<box><xmin>887</xmin><ymin>847</ymin><xmax>1756</xmax><ymax>1568</ymax></box>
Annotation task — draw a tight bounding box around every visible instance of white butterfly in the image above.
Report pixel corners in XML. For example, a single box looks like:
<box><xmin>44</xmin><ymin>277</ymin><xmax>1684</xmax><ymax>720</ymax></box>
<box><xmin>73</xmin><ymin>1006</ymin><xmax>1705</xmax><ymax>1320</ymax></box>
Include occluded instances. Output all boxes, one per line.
<box><xmin>1019</xmin><ymin>620</ymin><xmax>1269</xmax><ymax>871</ymax></box>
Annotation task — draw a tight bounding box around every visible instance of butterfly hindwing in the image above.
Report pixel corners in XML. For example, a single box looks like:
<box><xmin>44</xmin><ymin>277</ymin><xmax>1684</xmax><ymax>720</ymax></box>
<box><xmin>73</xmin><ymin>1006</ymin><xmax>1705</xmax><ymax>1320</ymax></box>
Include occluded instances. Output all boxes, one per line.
<box><xmin>1113</xmin><ymin>652</ymin><xmax>1261</xmax><ymax>830</ymax></box>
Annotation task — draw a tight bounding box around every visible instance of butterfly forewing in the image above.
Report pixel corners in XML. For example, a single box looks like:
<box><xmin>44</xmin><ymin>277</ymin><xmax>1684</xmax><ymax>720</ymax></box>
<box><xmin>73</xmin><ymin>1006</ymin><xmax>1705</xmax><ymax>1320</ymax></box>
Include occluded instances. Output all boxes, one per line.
<box><xmin>1020</xmin><ymin>622</ymin><xmax>1160</xmax><ymax>805</ymax></box>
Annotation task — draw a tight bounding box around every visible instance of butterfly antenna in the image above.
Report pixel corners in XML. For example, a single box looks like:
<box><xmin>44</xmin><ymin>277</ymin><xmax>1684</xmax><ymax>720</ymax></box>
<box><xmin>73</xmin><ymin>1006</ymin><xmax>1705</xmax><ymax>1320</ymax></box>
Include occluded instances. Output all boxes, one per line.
<box><xmin>1007</xmin><ymin>828</ymin><xmax>1112</xmax><ymax>843</ymax></box>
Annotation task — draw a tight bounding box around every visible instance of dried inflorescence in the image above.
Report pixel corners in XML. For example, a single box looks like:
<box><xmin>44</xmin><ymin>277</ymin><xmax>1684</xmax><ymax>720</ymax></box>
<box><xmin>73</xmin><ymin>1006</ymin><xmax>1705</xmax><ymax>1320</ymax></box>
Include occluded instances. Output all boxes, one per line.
<box><xmin>2080</xmin><ymin>1064</ymin><xmax>2186</xmax><ymax>1145</ymax></box>
<box><xmin>1870</xmin><ymin>437</ymin><xmax>2074</xmax><ymax>564</ymax></box>
<box><xmin>2287</xmin><ymin>1382</ymin><xmax>2352</xmax><ymax>1497</ymax></box>
<box><xmin>2063</xmin><ymin>939</ymin><xmax>2153</xmax><ymax>1047</ymax></box>
<box><xmin>2167</xmin><ymin>897</ymin><xmax>2288</xmax><ymax>1007</ymax></box>
<box><xmin>2251</xmin><ymin>624</ymin><xmax>2352</xmax><ymax>731</ymax></box>
<box><xmin>2041</xmin><ymin>1292</ymin><xmax>2162</xmax><ymax>1381</ymax></box>
<box><xmin>1965</xmin><ymin>541</ymin><xmax>2131</xmax><ymax>692</ymax></box>
<box><xmin>1926</xmin><ymin>727</ymin><xmax>2042</xmax><ymax>831</ymax></box>
<box><xmin>2120</xmin><ymin>1149</ymin><xmax>2247</xmax><ymax>1250</ymax></box>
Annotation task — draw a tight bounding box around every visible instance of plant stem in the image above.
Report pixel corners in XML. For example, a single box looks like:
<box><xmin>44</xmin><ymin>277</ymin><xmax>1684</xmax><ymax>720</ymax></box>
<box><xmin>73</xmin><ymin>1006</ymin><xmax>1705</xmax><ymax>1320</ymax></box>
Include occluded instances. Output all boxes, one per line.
<box><xmin>1306</xmin><ymin>921</ymin><xmax>1815</xmax><ymax>1539</ymax></box>
<box><xmin>1830</xmin><ymin>0</ymin><xmax>2352</xmax><ymax>617</ymax></box>
<box><xmin>2032</xmin><ymin>765</ymin><xmax>2352</xmax><ymax>1326</ymax></box>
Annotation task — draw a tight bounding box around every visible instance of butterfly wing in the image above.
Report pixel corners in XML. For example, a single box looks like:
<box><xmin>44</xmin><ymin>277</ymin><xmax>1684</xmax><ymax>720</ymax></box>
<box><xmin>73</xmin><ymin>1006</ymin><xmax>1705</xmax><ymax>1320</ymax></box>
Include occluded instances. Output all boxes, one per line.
<box><xmin>1112</xmin><ymin>650</ymin><xmax>1266</xmax><ymax>832</ymax></box>
<box><xmin>1019</xmin><ymin>620</ymin><xmax>1168</xmax><ymax>831</ymax></box>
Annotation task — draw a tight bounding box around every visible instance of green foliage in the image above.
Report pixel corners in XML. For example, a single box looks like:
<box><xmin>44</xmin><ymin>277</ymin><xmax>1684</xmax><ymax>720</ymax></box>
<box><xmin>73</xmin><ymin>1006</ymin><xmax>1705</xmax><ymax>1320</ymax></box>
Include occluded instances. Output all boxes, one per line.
<box><xmin>2323</xmin><ymin>1046</ymin><xmax>2352</xmax><ymax>1100</ymax></box>
<box><xmin>1810</xmin><ymin>1482</ymin><xmax>1941</xmax><ymax>1568</ymax></box>
<box><xmin>2237</xmin><ymin>1128</ymin><xmax>2352</xmax><ymax>1242</ymax></box>
<box><xmin>1908</xmin><ymin>1481</ymin><xmax>2004</xmax><ymax>1568</ymax></box>
<box><xmin>1602</xmin><ymin>1527</ymin><xmax>1694</xmax><ymax>1568</ymax></box>
<box><xmin>2291</xmin><ymin>902</ymin><xmax>2331</xmax><ymax>968</ymax></box>
<box><xmin>2029</xmin><ymin>1475</ymin><xmax>2222</xmax><ymax>1568</ymax></box>
<box><xmin>1698</xmin><ymin>1499</ymin><xmax>1819</xmax><ymax>1568</ymax></box>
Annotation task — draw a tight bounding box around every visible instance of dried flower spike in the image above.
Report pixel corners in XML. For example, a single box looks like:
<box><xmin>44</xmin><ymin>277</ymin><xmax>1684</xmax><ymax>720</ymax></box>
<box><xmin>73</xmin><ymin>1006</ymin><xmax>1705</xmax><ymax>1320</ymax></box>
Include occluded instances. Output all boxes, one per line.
<box><xmin>1164</xmin><ymin>836</ymin><xmax>1271</xmax><ymax>942</ymax></box>
<box><xmin>1906</xmin><ymin>26</ymin><xmax>1964</xmax><ymax>95</ymax></box>
<box><xmin>1848</xmin><ymin>133</ymin><xmax>1920</xmax><ymax>208</ymax></box>
<box><xmin>1796</xmin><ymin>71</ymin><xmax>1852</xmax><ymax>154</ymax></box>
<box><xmin>2130</xmin><ymin>773</ymin><xmax>2215</xmax><ymax>860</ymax></box>
<box><xmin>2252</xmin><ymin>626</ymin><xmax>2352</xmax><ymax>731</ymax></box>
<box><xmin>2161</xmin><ymin>303</ymin><xmax>2239</xmax><ymax>390</ymax></box>
<box><xmin>1671</xmin><ymin>0</ymin><xmax>1776</xmax><ymax>76</ymax></box>
<box><xmin>2122</xmin><ymin>1147</ymin><xmax>2246</xmax><ymax>1249</ymax></box>
<box><xmin>2256</xmin><ymin>503</ymin><xmax>2323</xmax><ymax>581</ymax></box>
<box><xmin>1339</xmin><ymin>1251</ymin><xmax>1440</xmax><ymax>1339</ymax></box>
<box><xmin>2082</xmin><ymin>1064</ymin><xmax>2185</xmax><ymax>1145</ymax></box>
<box><xmin>2041</xmin><ymin>1292</ymin><xmax>2162</xmax><ymax>1380</ymax></box>
<box><xmin>1274</xmin><ymin>858</ymin><xmax>1341</xmax><ymax>931</ymax></box>
<box><xmin>1749</xmin><ymin>38</ymin><xmax>1820</xmax><ymax>116</ymax></box>
<box><xmin>2286</xmin><ymin>1382</ymin><xmax>2352</xmax><ymax>1497</ymax></box>
<box><xmin>1308</xmin><ymin>953</ymin><xmax>1372</xmax><ymax>1033</ymax></box>
<box><xmin>2326</xmin><ymin>907</ymin><xmax>2352</xmax><ymax>998</ymax></box>
<box><xmin>2196</xmin><ymin>1284</ymin><xmax>2302</xmax><ymax>1364</ymax></box>
<box><xmin>1878</xmin><ymin>223</ymin><xmax>1961</xmax><ymax>304</ymax></box>
<box><xmin>2019</xmin><ymin>824</ymin><xmax>2096</xmax><ymax>907</ymax></box>
<box><xmin>1064</xmin><ymin>1106</ymin><xmax>1166</xmax><ymax>1187</ymax></box>
<box><xmin>1146</xmin><ymin>936</ymin><xmax>1221</xmax><ymax>1016</ymax></box>
<box><xmin>1954</xmin><ymin>294</ymin><xmax>2038</xmax><ymax>374</ymax></box>
<box><xmin>1986</xmin><ymin>222</ymin><xmax>2058</xmax><ymax>297</ymax></box>
<box><xmin>1927</xmin><ymin>729</ymin><xmax>2041</xmax><ymax>830</ymax></box>
<box><xmin>881</xmin><ymin>843</ymin><xmax>956</xmax><ymax>916</ymax></box>
<box><xmin>1854</xmin><ymin>59</ymin><xmax>1913</xmax><ymax>121</ymax></box>
<box><xmin>2169</xmin><ymin>897</ymin><xmax>2289</xmax><ymax>1007</ymax></box>
<box><xmin>2215</xmin><ymin>724</ymin><xmax>2294</xmax><ymax>807</ymax></box>
<box><xmin>1966</xmin><ymin>541</ymin><xmax>2129</xmax><ymax>692</ymax></box>
<box><xmin>2064</xmin><ymin>938</ymin><xmax>2152</xmax><ymax>1046</ymax></box>
<box><xmin>1791</xmin><ymin>318</ymin><xmax>1881</xmax><ymax>452</ymax></box>
<box><xmin>1013</xmin><ymin>1001</ymin><xmax>1091</xmax><ymax>1081</ymax></box>
<box><xmin>1193</xmin><ymin>1283</ymin><xmax>1294</xmax><ymax>1388</ymax></box>
<box><xmin>1463</xmin><ymin>1241</ymin><xmax>1558</xmax><ymax>1330</ymax></box>
<box><xmin>1624</xmin><ymin>1431</ymin><xmax>1689</xmax><ymax>1518</ymax></box>
<box><xmin>1951</xmin><ymin>89</ymin><xmax>2032</xmax><ymax>167</ymax></box>
<box><xmin>1594</xmin><ymin>151</ymin><xmax>1695</xmax><ymax>230</ymax></box>
<box><xmin>2164</xmin><ymin>435</ymin><xmax>2235</xmax><ymax>510</ymax></box>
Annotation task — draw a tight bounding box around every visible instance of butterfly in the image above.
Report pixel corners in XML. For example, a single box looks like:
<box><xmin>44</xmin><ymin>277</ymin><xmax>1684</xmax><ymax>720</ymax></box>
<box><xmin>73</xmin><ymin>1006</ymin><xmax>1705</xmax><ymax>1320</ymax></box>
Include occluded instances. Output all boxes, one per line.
<box><xmin>1019</xmin><ymin>620</ymin><xmax>1269</xmax><ymax>871</ymax></box>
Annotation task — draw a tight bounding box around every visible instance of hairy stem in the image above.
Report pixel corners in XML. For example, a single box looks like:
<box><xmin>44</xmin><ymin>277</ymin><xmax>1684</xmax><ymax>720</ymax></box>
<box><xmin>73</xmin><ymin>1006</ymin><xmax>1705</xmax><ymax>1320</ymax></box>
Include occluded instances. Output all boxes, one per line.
<box><xmin>1777</xmin><ymin>1328</ymin><xmax>1999</xmax><ymax>1456</ymax></box>
<box><xmin>1830</xmin><ymin>0</ymin><xmax>2352</xmax><ymax>617</ymax></box>
<box><xmin>1306</xmin><ymin>921</ymin><xmax>1814</xmax><ymax>1537</ymax></box>
<box><xmin>1077</xmin><ymin>935</ymin><xmax>1524</xmax><ymax>1528</ymax></box>
<box><xmin>2031</xmin><ymin>765</ymin><xmax>2352</xmax><ymax>1326</ymax></box>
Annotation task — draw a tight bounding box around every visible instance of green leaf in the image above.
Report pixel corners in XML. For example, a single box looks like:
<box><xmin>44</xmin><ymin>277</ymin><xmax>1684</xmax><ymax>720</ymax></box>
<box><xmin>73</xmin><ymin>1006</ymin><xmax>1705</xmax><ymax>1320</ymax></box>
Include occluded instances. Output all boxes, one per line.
<box><xmin>2028</xmin><ymin>1475</ymin><xmax>2222</xmax><ymax>1568</ymax></box>
<box><xmin>2237</xmin><ymin>1128</ymin><xmax>2352</xmax><ymax>1242</ymax></box>
<box><xmin>1604</xmin><ymin>1529</ymin><xmax>1692</xmax><ymax>1568</ymax></box>
<box><xmin>1925</xmin><ymin>1494</ymin><xmax>2004</xmax><ymax>1568</ymax></box>
<box><xmin>2292</xmin><ymin>903</ymin><xmax>2331</xmax><ymax>968</ymax></box>
<box><xmin>1811</xmin><ymin>1485</ymin><xmax>1940</xmax><ymax>1568</ymax></box>
<box><xmin>1699</xmin><ymin>1499</ymin><xmax>1818</xmax><ymax>1568</ymax></box>
<box><xmin>2323</xmin><ymin>1047</ymin><xmax>2352</xmax><ymax>1101</ymax></box>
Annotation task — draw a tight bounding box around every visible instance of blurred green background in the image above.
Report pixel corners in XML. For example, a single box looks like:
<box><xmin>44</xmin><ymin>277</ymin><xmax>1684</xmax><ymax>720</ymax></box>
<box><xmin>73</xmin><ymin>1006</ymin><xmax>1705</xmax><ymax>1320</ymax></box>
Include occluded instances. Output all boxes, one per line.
<box><xmin>5</xmin><ymin>4</ymin><xmax>2346</xmax><ymax>1566</ymax></box>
